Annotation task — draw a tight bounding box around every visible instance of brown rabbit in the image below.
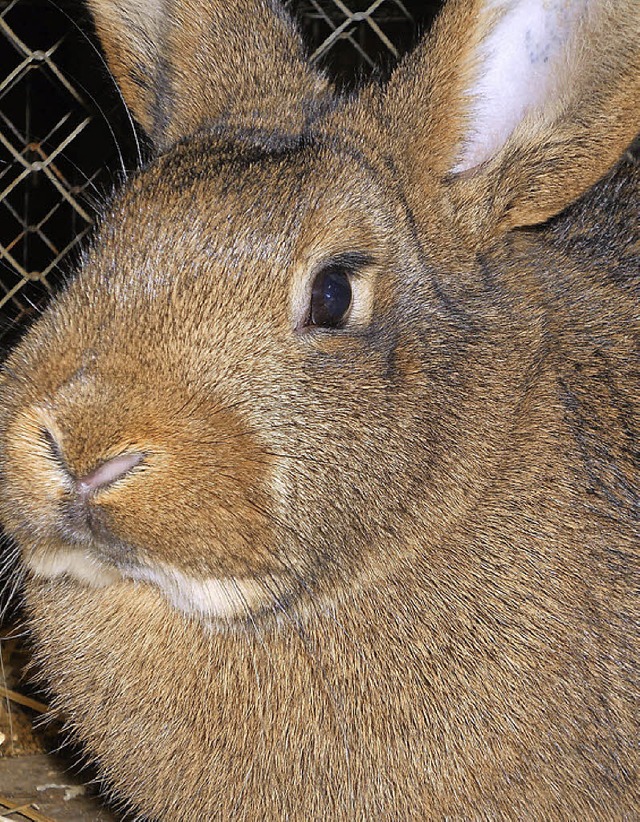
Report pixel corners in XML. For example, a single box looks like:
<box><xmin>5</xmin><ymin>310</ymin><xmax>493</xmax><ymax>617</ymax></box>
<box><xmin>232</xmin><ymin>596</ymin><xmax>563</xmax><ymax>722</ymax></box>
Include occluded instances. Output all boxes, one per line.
<box><xmin>0</xmin><ymin>0</ymin><xmax>638</xmax><ymax>818</ymax></box>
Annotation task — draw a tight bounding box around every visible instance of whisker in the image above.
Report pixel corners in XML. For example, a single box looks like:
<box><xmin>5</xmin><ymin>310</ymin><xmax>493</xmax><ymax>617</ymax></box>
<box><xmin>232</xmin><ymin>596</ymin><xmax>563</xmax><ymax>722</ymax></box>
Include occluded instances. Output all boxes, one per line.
<box><xmin>44</xmin><ymin>0</ymin><xmax>144</xmax><ymax>172</ymax></box>
<box><xmin>0</xmin><ymin>557</ymin><xmax>26</xmax><ymax>623</ymax></box>
<box><xmin>227</xmin><ymin>577</ymin><xmax>268</xmax><ymax>817</ymax></box>
<box><xmin>259</xmin><ymin>573</ymin><xmax>354</xmax><ymax>805</ymax></box>
<box><xmin>0</xmin><ymin>635</ymin><xmax>16</xmax><ymax>755</ymax></box>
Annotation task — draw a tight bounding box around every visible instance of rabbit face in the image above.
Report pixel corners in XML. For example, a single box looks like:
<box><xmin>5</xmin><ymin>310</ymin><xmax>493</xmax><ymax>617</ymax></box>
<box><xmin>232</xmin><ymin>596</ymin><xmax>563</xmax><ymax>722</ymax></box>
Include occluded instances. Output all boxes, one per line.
<box><xmin>0</xmin><ymin>133</ymin><xmax>463</xmax><ymax>624</ymax></box>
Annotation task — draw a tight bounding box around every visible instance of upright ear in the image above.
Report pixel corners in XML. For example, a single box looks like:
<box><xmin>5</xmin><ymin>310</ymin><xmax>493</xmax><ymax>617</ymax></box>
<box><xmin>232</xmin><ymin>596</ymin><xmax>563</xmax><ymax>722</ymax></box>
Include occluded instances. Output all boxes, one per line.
<box><xmin>385</xmin><ymin>0</ymin><xmax>639</xmax><ymax>235</ymax></box>
<box><xmin>86</xmin><ymin>0</ymin><xmax>331</xmax><ymax>150</ymax></box>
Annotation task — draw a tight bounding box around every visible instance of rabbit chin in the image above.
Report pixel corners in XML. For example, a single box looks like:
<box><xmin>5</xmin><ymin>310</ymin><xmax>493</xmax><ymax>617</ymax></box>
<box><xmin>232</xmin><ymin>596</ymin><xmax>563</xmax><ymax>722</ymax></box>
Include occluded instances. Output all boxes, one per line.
<box><xmin>26</xmin><ymin>547</ymin><xmax>272</xmax><ymax>622</ymax></box>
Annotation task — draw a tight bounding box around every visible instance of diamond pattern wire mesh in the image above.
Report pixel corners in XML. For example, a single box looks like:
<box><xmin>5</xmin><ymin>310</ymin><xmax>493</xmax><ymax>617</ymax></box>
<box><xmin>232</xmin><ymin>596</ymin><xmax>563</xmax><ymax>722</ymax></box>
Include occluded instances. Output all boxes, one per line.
<box><xmin>0</xmin><ymin>0</ymin><xmax>439</xmax><ymax>344</ymax></box>
<box><xmin>296</xmin><ymin>0</ymin><xmax>435</xmax><ymax>79</ymax></box>
<box><xmin>0</xmin><ymin>0</ymin><xmax>138</xmax><ymax>343</ymax></box>
<box><xmin>0</xmin><ymin>23</ymin><xmax>91</xmax><ymax>301</ymax></box>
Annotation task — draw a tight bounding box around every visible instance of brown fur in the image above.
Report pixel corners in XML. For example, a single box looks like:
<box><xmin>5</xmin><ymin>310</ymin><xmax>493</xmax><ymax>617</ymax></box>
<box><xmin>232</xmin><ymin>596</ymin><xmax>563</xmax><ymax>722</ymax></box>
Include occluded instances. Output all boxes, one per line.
<box><xmin>0</xmin><ymin>0</ymin><xmax>638</xmax><ymax>819</ymax></box>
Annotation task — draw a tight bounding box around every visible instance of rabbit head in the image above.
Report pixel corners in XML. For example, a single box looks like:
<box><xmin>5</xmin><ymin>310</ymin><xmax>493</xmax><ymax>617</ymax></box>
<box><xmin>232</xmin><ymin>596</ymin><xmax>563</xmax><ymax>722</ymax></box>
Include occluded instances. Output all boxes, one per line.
<box><xmin>0</xmin><ymin>0</ymin><xmax>637</xmax><ymax>818</ymax></box>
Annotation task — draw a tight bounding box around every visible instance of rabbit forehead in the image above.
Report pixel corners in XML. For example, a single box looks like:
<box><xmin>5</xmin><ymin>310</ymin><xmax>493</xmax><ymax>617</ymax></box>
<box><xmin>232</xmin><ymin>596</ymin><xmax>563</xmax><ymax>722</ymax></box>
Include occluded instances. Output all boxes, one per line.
<box><xmin>93</xmin><ymin>135</ymin><xmax>392</xmax><ymax>300</ymax></box>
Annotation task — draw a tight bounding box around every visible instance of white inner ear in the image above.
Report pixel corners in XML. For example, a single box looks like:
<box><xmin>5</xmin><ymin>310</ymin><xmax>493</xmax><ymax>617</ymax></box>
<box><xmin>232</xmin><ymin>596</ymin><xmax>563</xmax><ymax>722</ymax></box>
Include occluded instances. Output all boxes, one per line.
<box><xmin>452</xmin><ymin>0</ymin><xmax>591</xmax><ymax>173</ymax></box>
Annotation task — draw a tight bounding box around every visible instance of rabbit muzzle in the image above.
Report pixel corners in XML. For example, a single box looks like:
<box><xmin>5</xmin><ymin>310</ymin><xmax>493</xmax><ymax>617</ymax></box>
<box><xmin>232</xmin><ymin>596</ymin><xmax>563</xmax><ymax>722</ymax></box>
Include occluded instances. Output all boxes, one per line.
<box><xmin>0</xmin><ymin>367</ymin><xmax>289</xmax><ymax>623</ymax></box>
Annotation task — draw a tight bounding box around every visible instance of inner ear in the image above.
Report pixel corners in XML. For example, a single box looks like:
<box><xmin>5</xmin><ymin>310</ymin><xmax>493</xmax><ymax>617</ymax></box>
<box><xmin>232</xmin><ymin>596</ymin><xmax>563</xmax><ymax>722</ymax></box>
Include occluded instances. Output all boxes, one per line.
<box><xmin>382</xmin><ymin>0</ymin><xmax>639</xmax><ymax>236</ymax></box>
<box><xmin>452</xmin><ymin>0</ymin><xmax>588</xmax><ymax>173</ymax></box>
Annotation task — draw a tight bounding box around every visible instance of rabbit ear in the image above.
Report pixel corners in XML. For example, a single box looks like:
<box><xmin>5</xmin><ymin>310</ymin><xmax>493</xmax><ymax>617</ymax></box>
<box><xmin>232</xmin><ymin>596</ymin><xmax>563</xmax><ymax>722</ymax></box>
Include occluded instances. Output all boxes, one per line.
<box><xmin>385</xmin><ymin>0</ymin><xmax>639</xmax><ymax>232</ymax></box>
<box><xmin>86</xmin><ymin>0</ymin><xmax>331</xmax><ymax>150</ymax></box>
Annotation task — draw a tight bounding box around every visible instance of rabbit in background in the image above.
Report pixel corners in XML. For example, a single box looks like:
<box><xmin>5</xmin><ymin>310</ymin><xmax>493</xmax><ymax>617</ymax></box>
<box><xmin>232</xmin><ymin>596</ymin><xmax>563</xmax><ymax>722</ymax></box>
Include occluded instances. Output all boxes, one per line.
<box><xmin>0</xmin><ymin>0</ymin><xmax>638</xmax><ymax>818</ymax></box>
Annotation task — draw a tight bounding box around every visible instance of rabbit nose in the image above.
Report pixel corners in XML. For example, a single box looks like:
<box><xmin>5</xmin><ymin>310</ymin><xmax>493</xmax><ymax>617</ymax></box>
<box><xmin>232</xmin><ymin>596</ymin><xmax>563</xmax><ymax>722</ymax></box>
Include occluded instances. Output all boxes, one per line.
<box><xmin>41</xmin><ymin>427</ymin><xmax>144</xmax><ymax>495</ymax></box>
<box><xmin>77</xmin><ymin>452</ymin><xmax>144</xmax><ymax>497</ymax></box>
<box><xmin>37</xmin><ymin>427</ymin><xmax>146</xmax><ymax>546</ymax></box>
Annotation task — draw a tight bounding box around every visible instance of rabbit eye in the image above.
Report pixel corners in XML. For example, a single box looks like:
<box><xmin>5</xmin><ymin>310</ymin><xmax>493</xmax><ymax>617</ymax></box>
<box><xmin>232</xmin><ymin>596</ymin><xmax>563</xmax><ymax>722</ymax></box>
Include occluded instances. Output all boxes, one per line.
<box><xmin>308</xmin><ymin>267</ymin><xmax>352</xmax><ymax>329</ymax></box>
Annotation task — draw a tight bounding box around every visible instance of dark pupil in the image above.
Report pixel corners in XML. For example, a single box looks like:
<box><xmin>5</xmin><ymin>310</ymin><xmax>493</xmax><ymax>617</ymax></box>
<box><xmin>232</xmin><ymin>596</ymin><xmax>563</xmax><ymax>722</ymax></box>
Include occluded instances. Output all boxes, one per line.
<box><xmin>310</xmin><ymin>268</ymin><xmax>352</xmax><ymax>328</ymax></box>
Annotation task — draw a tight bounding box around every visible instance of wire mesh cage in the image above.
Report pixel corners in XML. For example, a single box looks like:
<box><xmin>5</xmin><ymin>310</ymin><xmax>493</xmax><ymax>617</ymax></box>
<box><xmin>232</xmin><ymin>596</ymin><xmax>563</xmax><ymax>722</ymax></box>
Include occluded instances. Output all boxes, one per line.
<box><xmin>0</xmin><ymin>0</ymin><xmax>441</xmax><ymax>346</ymax></box>
<box><xmin>294</xmin><ymin>0</ymin><xmax>438</xmax><ymax>81</ymax></box>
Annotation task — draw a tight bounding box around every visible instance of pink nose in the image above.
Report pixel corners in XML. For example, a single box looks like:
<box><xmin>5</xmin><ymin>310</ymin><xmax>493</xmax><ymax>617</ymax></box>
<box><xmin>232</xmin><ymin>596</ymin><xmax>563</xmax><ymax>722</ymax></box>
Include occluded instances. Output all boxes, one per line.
<box><xmin>77</xmin><ymin>452</ymin><xmax>144</xmax><ymax>496</ymax></box>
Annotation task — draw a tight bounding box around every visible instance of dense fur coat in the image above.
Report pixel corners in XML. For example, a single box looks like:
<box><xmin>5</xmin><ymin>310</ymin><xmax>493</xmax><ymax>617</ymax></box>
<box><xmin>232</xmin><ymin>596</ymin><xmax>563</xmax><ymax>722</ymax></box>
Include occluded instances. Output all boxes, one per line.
<box><xmin>0</xmin><ymin>0</ymin><xmax>638</xmax><ymax>819</ymax></box>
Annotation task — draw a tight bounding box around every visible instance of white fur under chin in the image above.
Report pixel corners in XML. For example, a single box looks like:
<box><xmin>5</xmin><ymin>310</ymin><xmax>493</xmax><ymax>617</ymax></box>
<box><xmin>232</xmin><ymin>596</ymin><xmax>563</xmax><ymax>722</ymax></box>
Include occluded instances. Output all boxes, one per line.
<box><xmin>124</xmin><ymin>561</ymin><xmax>269</xmax><ymax>621</ymax></box>
<box><xmin>29</xmin><ymin>548</ymin><xmax>121</xmax><ymax>587</ymax></box>
<box><xmin>27</xmin><ymin>549</ymin><xmax>270</xmax><ymax>621</ymax></box>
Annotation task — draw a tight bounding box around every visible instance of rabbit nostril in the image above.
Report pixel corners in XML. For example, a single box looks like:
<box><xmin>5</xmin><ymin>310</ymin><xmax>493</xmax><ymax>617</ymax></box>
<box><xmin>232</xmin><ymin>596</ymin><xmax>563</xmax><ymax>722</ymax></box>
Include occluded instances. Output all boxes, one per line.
<box><xmin>40</xmin><ymin>427</ymin><xmax>66</xmax><ymax>468</ymax></box>
<box><xmin>38</xmin><ymin>427</ymin><xmax>144</xmax><ymax>494</ymax></box>
<box><xmin>77</xmin><ymin>452</ymin><xmax>145</xmax><ymax>496</ymax></box>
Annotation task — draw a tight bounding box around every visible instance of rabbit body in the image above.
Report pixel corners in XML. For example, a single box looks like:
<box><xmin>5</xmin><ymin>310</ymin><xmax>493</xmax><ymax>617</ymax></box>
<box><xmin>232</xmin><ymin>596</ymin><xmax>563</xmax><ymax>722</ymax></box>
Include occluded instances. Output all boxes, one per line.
<box><xmin>0</xmin><ymin>0</ymin><xmax>638</xmax><ymax>819</ymax></box>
